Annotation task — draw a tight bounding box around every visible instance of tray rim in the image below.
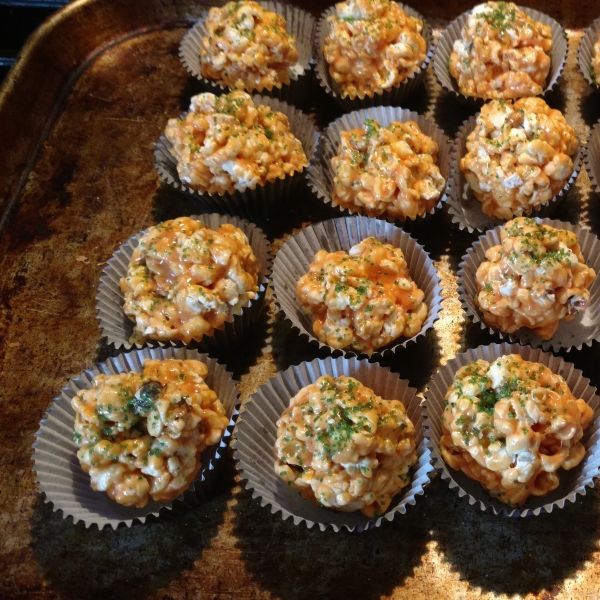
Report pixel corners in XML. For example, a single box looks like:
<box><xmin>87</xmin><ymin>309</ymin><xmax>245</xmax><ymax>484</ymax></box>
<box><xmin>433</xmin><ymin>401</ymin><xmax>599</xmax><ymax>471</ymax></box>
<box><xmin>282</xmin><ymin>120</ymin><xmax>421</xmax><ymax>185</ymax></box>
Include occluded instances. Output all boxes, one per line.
<box><xmin>0</xmin><ymin>0</ymin><xmax>222</xmax><ymax>233</ymax></box>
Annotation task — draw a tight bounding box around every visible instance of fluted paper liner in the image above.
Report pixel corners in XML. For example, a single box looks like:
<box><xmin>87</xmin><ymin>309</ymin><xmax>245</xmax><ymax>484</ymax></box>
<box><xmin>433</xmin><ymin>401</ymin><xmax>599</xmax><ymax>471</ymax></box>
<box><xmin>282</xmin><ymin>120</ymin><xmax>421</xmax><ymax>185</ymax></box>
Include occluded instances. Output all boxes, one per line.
<box><xmin>578</xmin><ymin>17</ymin><xmax>600</xmax><ymax>89</ymax></box>
<box><xmin>232</xmin><ymin>356</ymin><xmax>434</xmax><ymax>532</ymax></box>
<box><xmin>448</xmin><ymin>114</ymin><xmax>582</xmax><ymax>233</ymax></box>
<box><xmin>271</xmin><ymin>216</ymin><xmax>442</xmax><ymax>358</ymax></box>
<box><xmin>307</xmin><ymin>106</ymin><xmax>454</xmax><ymax>224</ymax></box>
<box><xmin>584</xmin><ymin>119</ymin><xmax>600</xmax><ymax>194</ymax></box>
<box><xmin>32</xmin><ymin>346</ymin><xmax>240</xmax><ymax>529</ymax></box>
<box><xmin>458</xmin><ymin>218</ymin><xmax>600</xmax><ymax>351</ymax></box>
<box><xmin>423</xmin><ymin>342</ymin><xmax>600</xmax><ymax>517</ymax></box>
<box><xmin>314</xmin><ymin>3</ymin><xmax>432</xmax><ymax>110</ymax></box>
<box><xmin>433</xmin><ymin>5</ymin><xmax>566</xmax><ymax>106</ymax></box>
<box><xmin>180</xmin><ymin>1</ymin><xmax>315</xmax><ymax>106</ymax></box>
<box><xmin>96</xmin><ymin>213</ymin><xmax>273</xmax><ymax>351</ymax></box>
<box><xmin>154</xmin><ymin>95</ymin><xmax>318</xmax><ymax>220</ymax></box>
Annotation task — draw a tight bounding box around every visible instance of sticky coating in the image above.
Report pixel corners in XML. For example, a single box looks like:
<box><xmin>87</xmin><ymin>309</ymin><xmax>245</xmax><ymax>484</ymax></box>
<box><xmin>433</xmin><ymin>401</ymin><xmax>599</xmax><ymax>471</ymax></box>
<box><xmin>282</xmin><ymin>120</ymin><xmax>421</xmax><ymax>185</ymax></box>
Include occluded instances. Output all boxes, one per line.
<box><xmin>296</xmin><ymin>237</ymin><xmax>427</xmax><ymax>354</ymax></box>
<box><xmin>324</xmin><ymin>0</ymin><xmax>427</xmax><ymax>99</ymax></box>
<box><xmin>474</xmin><ymin>218</ymin><xmax>595</xmax><ymax>340</ymax></box>
<box><xmin>331</xmin><ymin>118</ymin><xmax>445</xmax><ymax>220</ymax></box>
<box><xmin>449</xmin><ymin>2</ymin><xmax>552</xmax><ymax>100</ymax></box>
<box><xmin>460</xmin><ymin>98</ymin><xmax>578</xmax><ymax>220</ymax></box>
<box><xmin>120</xmin><ymin>217</ymin><xmax>259</xmax><ymax>344</ymax></box>
<box><xmin>200</xmin><ymin>0</ymin><xmax>300</xmax><ymax>93</ymax></box>
<box><xmin>164</xmin><ymin>91</ymin><xmax>307</xmax><ymax>195</ymax></box>
<box><xmin>274</xmin><ymin>375</ymin><xmax>417</xmax><ymax>517</ymax></box>
<box><xmin>440</xmin><ymin>354</ymin><xmax>594</xmax><ymax>505</ymax></box>
<box><xmin>72</xmin><ymin>359</ymin><xmax>229</xmax><ymax>508</ymax></box>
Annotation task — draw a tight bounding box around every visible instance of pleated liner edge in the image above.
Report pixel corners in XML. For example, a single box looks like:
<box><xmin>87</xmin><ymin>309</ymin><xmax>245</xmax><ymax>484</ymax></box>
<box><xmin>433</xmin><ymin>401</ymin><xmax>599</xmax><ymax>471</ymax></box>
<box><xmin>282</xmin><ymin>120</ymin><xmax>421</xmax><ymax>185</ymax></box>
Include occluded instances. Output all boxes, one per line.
<box><xmin>33</xmin><ymin>346</ymin><xmax>240</xmax><ymax>529</ymax></box>
<box><xmin>232</xmin><ymin>355</ymin><xmax>434</xmax><ymax>532</ymax></box>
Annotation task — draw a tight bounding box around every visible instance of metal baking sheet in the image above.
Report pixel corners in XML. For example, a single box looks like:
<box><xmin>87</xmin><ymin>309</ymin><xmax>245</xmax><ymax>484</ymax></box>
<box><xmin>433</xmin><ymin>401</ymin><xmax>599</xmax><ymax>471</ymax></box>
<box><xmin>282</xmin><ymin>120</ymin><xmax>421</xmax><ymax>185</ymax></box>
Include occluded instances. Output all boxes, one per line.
<box><xmin>2</xmin><ymin>1</ymin><xmax>600</xmax><ymax>598</ymax></box>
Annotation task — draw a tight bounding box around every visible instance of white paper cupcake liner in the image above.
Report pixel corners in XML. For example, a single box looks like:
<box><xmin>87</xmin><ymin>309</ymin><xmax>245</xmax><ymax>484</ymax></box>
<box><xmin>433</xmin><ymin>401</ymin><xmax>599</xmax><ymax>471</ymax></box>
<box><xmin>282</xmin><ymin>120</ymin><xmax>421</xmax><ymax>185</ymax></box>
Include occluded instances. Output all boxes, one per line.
<box><xmin>307</xmin><ymin>106</ymin><xmax>455</xmax><ymax>225</ymax></box>
<box><xmin>271</xmin><ymin>216</ymin><xmax>442</xmax><ymax>359</ymax></box>
<box><xmin>423</xmin><ymin>342</ymin><xmax>600</xmax><ymax>517</ymax></box>
<box><xmin>458</xmin><ymin>217</ymin><xmax>600</xmax><ymax>352</ymax></box>
<box><xmin>32</xmin><ymin>346</ymin><xmax>240</xmax><ymax>529</ymax></box>
<box><xmin>154</xmin><ymin>95</ymin><xmax>319</xmax><ymax>221</ymax></box>
<box><xmin>433</xmin><ymin>5</ymin><xmax>566</xmax><ymax>106</ymax></box>
<box><xmin>447</xmin><ymin>114</ymin><xmax>583</xmax><ymax>233</ymax></box>
<box><xmin>578</xmin><ymin>17</ymin><xmax>600</xmax><ymax>89</ymax></box>
<box><xmin>95</xmin><ymin>213</ymin><xmax>273</xmax><ymax>351</ymax></box>
<box><xmin>180</xmin><ymin>1</ymin><xmax>315</xmax><ymax>106</ymax></box>
<box><xmin>232</xmin><ymin>355</ymin><xmax>434</xmax><ymax>532</ymax></box>
<box><xmin>584</xmin><ymin>118</ymin><xmax>600</xmax><ymax>194</ymax></box>
<box><xmin>314</xmin><ymin>3</ymin><xmax>433</xmax><ymax>110</ymax></box>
